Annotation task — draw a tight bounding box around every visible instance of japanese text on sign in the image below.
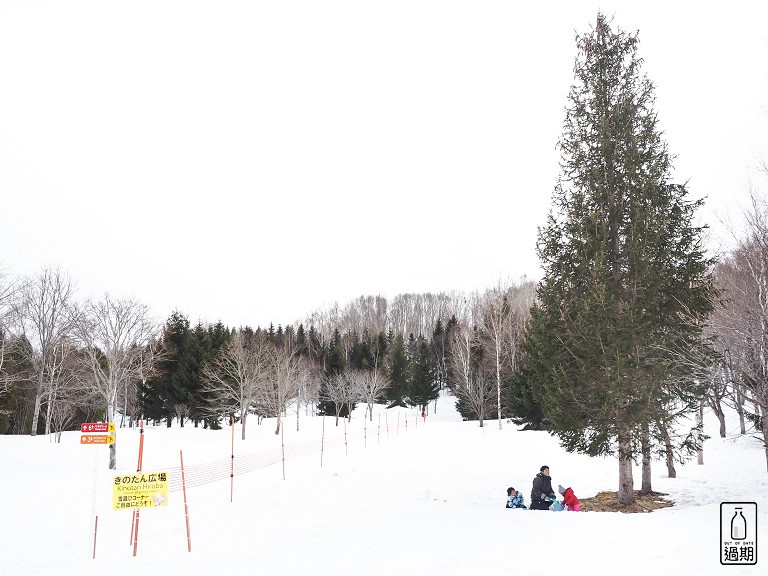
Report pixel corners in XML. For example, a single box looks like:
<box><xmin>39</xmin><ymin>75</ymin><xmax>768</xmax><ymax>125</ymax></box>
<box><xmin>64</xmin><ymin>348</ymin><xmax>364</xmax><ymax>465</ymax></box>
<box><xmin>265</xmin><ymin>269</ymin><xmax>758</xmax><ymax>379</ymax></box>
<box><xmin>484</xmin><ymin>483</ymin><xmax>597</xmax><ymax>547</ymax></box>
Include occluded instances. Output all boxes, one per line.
<box><xmin>81</xmin><ymin>434</ymin><xmax>114</xmax><ymax>444</ymax></box>
<box><xmin>81</xmin><ymin>422</ymin><xmax>115</xmax><ymax>433</ymax></box>
<box><xmin>112</xmin><ymin>472</ymin><xmax>169</xmax><ymax>510</ymax></box>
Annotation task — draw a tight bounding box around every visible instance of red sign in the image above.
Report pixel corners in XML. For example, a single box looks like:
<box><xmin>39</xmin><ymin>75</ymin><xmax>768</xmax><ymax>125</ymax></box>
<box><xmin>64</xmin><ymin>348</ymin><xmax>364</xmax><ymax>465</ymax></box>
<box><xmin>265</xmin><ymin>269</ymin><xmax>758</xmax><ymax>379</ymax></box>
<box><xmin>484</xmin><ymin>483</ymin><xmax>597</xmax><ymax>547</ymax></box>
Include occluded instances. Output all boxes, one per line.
<box><xmin>81</xmin><ymin>434</ymin><xmax>115</xmax><ymax>444</ymax></box>
<box><xmin>81</xmin><ymin>422</ymin><xmax>115</xmax><ymax>433</ymax></box>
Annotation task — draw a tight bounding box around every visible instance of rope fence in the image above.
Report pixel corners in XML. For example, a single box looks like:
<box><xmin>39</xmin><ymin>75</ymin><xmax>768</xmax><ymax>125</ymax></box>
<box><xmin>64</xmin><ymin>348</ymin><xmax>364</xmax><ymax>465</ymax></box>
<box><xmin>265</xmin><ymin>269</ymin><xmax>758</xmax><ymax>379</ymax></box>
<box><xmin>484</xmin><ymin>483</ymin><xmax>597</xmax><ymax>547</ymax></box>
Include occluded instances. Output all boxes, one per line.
<box><xmin>163</xmin><ymin>411</ymin><xmax>424</xmax><ymax>493</ymax></box>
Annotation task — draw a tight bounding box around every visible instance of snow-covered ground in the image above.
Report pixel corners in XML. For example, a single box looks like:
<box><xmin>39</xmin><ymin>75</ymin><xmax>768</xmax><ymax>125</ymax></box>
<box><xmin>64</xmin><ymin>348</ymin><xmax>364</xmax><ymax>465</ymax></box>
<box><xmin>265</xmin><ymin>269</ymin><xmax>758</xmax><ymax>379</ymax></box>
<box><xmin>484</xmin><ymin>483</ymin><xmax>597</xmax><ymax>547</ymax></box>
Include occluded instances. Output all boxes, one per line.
<box><xmin>2</xmin><ymin>393</ymin><xmax>766</xmax><ymax>575</ymax></box>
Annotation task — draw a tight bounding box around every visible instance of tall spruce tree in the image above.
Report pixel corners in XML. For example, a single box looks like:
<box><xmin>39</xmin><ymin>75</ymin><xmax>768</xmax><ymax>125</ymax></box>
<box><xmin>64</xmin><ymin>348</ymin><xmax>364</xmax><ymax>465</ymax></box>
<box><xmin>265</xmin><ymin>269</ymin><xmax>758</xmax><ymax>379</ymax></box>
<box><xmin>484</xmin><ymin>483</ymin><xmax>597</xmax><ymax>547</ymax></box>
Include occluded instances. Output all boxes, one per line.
<box><xmin>406</xmin><ymin>338</ymin><xmax>439</xmax><ymax>412</ymax></box>
<box><xmin>387</xmin><ymin>333</ymin><xmax>408</xmax><ymax>407</ymax></box>
<box><xmin>515</xmin><ymin>14</ymin><xmax>715</xmax><ymax>505</ymax></box>
<box><xmin>140</xmin><ymin>311</ymin><xmax>196</xmax><ymax>426</ymax></box>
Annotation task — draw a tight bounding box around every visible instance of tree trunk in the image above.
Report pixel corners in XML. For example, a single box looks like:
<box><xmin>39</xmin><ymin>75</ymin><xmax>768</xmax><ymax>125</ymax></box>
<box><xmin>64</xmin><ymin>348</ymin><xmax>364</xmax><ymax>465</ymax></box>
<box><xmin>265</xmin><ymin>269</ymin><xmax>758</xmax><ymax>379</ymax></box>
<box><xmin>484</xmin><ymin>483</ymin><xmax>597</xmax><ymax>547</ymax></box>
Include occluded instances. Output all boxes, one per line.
<box><xmin>662</xmin><ymin>425</ymin><xmax>676</xmax><ymax>478</ymax></box>
<box><xmin>762</xmin><ymin>411</ymin><xmax>768</xmax><ymax>473</ymax></box>
<box><xmin>640</xmin><ymin>422</ymin><xmax>652</xmax><ymax>494</ymax></box>
<box><xmin>696</xmin><ymin>401</ymin><xmax>704</xmax><ymax>465</ymax></box>
<box><xmin>241</xmin><ymin>412</ymin><xmax>247</xmax><ymax>440</ymax></box>
<box><xmin>709</xmin><ymin>398</ymin><xmax>726</xmax><ymax>437</ymax></box>
<box><xmin>753</xmin><ymin>401</ymin><xmax>768</xmax><ymax>472</ymax></box>
<box><xmin>275</xmin><ymin>413</ymin><xmax>281</xmax><ymax>435</ymax></box>
<box><xmin>30</xmin><ymin>384</ymin><xmax>43</xmax><ymax>436</ymax></box>
<box><xmin>617</xmin><ymin>423</ymin><xmax>634</xmax><ymax>505</ymax></box>
<box><xmin>109</xmin><ymin>439</ymin><xmax>117</xmax><ymax>469</ymax></box>
<box><xmin>44</xmin><ymin>378</ymin><xmax>55</xmax><ymax>436</ymax></box>
<box><xmin>496</xmin><ymin>344</ymin><xmax>502</xmax><ymax>431</ymax></box>
<box><xmin>736</xmin><ymin>386</ymin><xmax>746</xmax><ymax>435</ymax></box>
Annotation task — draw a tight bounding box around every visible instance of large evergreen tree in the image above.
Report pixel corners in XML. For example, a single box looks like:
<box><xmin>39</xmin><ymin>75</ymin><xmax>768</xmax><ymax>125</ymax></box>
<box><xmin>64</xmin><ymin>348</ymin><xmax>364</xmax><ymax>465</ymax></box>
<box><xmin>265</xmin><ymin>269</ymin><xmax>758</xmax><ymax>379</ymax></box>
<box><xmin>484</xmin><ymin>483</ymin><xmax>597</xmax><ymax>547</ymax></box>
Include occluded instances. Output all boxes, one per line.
<box><xmin>386</xmin><ymin>333</ymin><xmax>408</xmax><ymax>407</ymax></box>
<box><xmin>513</xmin><ymin>14</ymin><xmax>715</xmax><ymax>505</ymax></box>
<box><xmin>139</xmin><ymin>311</ymin><xmax>197</xmax><ymax>426</ymax></box>
<box><xmin>406</xmin><ymin>338</ymin><xmax>439</xmax><ymax>412</ymax></box>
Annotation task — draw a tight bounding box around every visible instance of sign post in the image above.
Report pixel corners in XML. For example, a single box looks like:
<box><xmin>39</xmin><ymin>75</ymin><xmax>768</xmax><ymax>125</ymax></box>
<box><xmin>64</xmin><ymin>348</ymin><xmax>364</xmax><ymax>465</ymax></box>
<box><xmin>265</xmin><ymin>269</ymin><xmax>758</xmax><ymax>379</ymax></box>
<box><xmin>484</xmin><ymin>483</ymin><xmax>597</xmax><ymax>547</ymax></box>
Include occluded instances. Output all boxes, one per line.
<box><xmin>80</xmin><ymin>421</ymin><xmax>114</xmax><ymax>560</ymax></box>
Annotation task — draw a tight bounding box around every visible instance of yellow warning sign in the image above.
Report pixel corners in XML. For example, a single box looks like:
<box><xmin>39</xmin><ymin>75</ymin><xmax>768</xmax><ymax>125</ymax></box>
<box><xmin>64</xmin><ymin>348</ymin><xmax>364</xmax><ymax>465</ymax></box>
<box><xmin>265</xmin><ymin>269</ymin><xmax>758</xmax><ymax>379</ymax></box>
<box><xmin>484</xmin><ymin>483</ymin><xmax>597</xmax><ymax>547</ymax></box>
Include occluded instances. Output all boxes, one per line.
<box><xmin>112</xmin><ymin>472</ymin><xmax>169</xmax><ymax>510</ymax></box>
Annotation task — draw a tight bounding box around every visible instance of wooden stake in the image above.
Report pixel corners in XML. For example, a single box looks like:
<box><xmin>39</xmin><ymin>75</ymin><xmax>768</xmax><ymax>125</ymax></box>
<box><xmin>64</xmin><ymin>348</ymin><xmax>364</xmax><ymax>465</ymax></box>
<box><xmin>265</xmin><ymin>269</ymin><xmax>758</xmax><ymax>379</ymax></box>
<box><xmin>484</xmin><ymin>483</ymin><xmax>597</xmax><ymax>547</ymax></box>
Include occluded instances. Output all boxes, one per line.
<box><xmin>281</xmin><ymin>422</ymin><xmax>286</xmax><ymax>480</ymax></box>
<box><xmin>321</xmin><ymin>416</ymin><xmax>325</xmax><ymax>467</ymax></box>
<box><xmin>180</xmin><ymin>450</ymin><xmax>192</xmax><ymax>552</ymax></box>
<box><xmin>92</xmin><ymin>515</ymin><xmax>98</xmax><ymax>560</ymax></box>
<box><xmin>131</xmin><ymin>420</ymin><xmax>145</xmax><ymax>557</ymax></box>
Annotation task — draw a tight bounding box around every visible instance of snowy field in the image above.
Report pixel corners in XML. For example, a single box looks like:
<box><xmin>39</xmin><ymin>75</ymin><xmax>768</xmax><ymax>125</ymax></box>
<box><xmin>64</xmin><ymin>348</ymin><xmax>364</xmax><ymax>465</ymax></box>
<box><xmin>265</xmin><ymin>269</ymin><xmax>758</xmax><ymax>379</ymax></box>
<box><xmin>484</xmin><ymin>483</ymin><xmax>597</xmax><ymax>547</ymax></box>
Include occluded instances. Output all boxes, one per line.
<box><xmin>2</xmin><ymin>393</ymin><xmax>766</xmax><ymax>576</ymax></box>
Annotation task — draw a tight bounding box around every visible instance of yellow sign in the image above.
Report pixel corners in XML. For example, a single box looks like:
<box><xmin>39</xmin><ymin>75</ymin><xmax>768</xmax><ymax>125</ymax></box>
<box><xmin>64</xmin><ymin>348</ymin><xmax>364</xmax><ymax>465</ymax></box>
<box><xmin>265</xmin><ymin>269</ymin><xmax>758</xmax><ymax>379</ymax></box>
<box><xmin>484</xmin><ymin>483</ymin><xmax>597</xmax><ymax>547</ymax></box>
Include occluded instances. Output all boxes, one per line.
<box><xmin>112</xmin><ymin>472</ymin><xmax>169</xmax><ymax>510</ymax></box>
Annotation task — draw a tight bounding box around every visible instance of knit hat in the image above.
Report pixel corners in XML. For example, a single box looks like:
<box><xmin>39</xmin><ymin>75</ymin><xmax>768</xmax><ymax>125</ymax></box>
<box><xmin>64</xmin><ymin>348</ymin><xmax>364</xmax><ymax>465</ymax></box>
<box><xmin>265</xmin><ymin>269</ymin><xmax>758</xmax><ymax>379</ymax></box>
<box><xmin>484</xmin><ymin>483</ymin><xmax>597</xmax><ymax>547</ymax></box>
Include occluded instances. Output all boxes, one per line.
<box><xmin>558</xmin><ymin>484</ymin><xmax>566</xmax><ymax>495</ymax></box>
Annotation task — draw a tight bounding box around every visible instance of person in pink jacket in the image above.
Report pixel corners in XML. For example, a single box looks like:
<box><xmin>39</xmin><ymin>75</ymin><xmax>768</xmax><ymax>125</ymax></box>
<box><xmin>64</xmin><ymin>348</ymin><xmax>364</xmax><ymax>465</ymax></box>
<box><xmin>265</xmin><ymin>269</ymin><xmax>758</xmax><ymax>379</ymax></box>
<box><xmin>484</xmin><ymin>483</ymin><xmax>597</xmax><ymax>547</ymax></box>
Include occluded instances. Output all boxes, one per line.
<box><xmin>558</xmin><ymin>484</ymin><xmax>582</xmax><ymax>511</ymax></box>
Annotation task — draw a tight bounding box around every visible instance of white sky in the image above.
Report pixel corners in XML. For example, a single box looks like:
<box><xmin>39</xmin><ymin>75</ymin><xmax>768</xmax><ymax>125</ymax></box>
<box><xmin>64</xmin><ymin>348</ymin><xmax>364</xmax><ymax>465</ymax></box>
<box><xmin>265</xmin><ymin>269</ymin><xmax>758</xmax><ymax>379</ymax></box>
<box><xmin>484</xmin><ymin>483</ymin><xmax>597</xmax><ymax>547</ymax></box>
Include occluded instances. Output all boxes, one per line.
<box><xmin>1</xmin><ymin>1</ymin><xmax>767</xmax><ymax>329</ymax></box>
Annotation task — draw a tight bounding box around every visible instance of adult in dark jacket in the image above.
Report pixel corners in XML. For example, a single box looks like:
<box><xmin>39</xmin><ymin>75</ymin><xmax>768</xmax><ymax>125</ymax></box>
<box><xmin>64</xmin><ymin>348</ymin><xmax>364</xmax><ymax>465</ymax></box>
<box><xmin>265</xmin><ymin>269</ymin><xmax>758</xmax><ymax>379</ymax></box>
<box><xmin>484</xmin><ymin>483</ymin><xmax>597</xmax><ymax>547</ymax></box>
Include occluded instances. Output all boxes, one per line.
<box><xmin>530</xmin><ymin>465</ymin><xmax>556</xmax><ymax>510</ymax></box>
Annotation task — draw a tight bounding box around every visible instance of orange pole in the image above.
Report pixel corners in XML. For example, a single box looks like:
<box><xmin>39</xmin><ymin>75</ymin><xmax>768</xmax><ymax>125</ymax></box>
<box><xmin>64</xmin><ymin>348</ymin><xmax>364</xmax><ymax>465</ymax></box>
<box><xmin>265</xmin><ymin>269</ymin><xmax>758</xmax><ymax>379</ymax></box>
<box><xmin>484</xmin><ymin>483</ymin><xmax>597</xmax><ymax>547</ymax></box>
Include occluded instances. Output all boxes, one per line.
<box><xmin>132</xmin><ymin>420</ymin><xmax>145</xmax><ymax>557</ymax></box>
<box><xmin>180</xmin><ymin>450</ymin><xmax>192</xmax><ymax>552</ymax></box>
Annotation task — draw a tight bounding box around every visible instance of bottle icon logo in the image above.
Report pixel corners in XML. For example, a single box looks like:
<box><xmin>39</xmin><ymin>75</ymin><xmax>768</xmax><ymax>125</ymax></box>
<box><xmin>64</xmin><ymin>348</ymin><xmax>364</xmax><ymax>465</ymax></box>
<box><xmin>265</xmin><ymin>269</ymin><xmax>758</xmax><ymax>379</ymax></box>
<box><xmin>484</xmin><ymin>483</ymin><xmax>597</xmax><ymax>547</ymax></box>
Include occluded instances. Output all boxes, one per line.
<box><xmin>720</xmin><ymin>502</ymin><xmax>757</xmax><ymax>565</ymax></box>
<box><xmin>731</xmin><ymin>508</ymin><xmax>747</xmax><ymax>540</ymax></box>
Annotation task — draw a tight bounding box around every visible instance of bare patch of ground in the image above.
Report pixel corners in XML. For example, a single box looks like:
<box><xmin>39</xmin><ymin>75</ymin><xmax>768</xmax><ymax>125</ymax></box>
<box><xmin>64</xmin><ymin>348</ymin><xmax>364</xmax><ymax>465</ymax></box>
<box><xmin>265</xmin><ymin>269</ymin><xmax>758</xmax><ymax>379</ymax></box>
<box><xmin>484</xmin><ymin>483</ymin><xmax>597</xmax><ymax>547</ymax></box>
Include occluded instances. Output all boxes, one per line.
<box><xmin>579</xmin><ymin>490</ymin><xmax>673</xmax><ymax>513</ymax></box>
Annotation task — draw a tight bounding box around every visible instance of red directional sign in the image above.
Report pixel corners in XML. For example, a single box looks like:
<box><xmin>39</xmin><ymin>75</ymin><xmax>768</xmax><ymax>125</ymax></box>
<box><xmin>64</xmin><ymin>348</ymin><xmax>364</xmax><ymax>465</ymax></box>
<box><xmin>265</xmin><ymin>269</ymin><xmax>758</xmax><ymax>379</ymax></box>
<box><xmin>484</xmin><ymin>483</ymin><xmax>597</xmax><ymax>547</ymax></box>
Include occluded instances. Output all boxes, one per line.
<box><xmin>81</xmin><ymin>422</ymin><xmax>115</xmax><ymax>433</ymax></box>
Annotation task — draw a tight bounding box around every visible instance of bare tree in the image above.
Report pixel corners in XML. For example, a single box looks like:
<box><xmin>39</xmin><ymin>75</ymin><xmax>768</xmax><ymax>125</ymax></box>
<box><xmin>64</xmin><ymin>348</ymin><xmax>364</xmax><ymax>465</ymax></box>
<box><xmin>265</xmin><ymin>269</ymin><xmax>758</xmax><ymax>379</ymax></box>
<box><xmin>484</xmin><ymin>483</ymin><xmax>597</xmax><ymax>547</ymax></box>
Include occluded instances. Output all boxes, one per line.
<box><xmin>322</xmin><ymin>371</ymin><xmax>359</xmax><ymax>426</ymax></box>
<box><xmin>0</xmin><ymin>269</ymin><xmax>22</xmax><ymax>394</ymax></box>
<box><xmin>359</xmin><ymin>361</ymin><xmax>390</xmax><ymax>422</ymax></box>
<box><xmin>294</xmin><ymin>356</ymin><xmax>319</xmax><ymax>431</ymax></box>
<box><xmin>74</xmin><ymin>294</ymin><xmax>158</xmax><ymax>469</ymax></box>
<box><xmin>450</xmin><ymin>325</ymin><xmax>495</xmax><ymax>427</ymax></box>
<box><xmin>50</xmin><ymin>349</ymin><xmax>97</xmax><ymax>443</ymax></box>
<box><xmin>259</xmin><ymin>344</ymin><xmax>302</xmax><ymax>435</ymax></box>
<box><xmin>714</xmin><ymin>189</ymin><xmax>768</xmax><ymax>470</ymax></box>
<box><xmin>17</xmin><ymin>267</ymin><xmax>77</xmax><ymax>436</ymax></box>
<box><xmin>202</xmin><ymin>330</ymin><xmax>269</xmax><ymax>440</ymax></box>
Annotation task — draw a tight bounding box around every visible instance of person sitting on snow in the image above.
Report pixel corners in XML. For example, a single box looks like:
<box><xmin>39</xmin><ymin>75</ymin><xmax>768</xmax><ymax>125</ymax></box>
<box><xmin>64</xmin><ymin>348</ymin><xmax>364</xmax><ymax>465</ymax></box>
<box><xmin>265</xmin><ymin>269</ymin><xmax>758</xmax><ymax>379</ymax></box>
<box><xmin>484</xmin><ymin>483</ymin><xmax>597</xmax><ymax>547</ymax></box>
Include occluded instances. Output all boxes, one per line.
<box><xmin>558</xmin><ymin>484</ymin><xmax>582</xmax><ymax>511</ymax></box>
<box><xmin>530</xmin><ymin>465</ymin><xmax>557</xmax><ymax>510</ymax></box>
<box><xmin>506</xmin><ymin>487</ymin><xmax>527</xmax><ymax>509</ymax></box>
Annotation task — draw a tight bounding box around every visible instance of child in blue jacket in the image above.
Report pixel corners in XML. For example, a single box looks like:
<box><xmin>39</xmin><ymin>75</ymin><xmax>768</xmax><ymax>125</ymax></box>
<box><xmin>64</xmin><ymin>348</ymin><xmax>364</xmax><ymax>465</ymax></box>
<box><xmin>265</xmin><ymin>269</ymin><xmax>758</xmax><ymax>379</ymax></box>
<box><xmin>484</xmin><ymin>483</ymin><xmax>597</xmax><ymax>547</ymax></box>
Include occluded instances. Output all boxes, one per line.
<box><xmin>506</xmin><ymin>487</ymin><xmax>527</xmax><ymax>509</ymax></box>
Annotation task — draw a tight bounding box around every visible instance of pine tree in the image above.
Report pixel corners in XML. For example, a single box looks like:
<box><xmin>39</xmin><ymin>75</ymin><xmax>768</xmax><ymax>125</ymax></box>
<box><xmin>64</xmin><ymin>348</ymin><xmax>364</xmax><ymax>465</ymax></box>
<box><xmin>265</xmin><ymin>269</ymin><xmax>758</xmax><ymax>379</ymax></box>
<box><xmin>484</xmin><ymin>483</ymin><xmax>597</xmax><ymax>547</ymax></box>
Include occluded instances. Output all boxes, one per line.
<box><xmin>513</xmin><ymin>14</ymin><xmax>715</xmax><ymax>505</ymax></box>
<box><xmin>406</xmin><ymin>338</ymin><xmax>439</xmax><ymax>412</ymax></box>
<box><xmin>386</xmin><ymin>333</ymin><xmax>408</xmax><ymax>407</ymax></box>
<box><xmin>140</xmin><ymin>311</ymin><xmax>196</xmax><ymax>426</ymax></box>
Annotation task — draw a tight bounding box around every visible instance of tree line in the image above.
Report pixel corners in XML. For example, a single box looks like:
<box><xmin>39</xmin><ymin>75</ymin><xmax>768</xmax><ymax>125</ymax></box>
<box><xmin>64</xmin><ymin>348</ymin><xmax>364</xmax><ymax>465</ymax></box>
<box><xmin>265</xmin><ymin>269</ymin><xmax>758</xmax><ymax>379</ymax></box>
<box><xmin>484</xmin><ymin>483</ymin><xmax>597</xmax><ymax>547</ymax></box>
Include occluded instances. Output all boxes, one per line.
<box><xmin>0</xmin><ymin>267</ymin><xmax>537</xmax><ymax>464</ymax></box>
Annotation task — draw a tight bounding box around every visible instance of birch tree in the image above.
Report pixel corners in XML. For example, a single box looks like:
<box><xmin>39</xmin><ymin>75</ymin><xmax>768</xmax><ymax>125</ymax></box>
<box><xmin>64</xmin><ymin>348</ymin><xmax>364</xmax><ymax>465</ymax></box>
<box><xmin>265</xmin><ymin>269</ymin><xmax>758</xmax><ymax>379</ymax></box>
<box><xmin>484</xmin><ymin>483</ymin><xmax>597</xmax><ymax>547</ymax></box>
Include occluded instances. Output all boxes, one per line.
<box><xmin>0</xmin><ymin>270</ymin><xmax>21</xmax><ymax>394</ymax></box>
<box><xmin>259</xmin><ymin>343</ymin><xmax>302</xmax><ymax>435</ymax></box>
<box><xmin>713</xmin><ymin>190</ymin><xmax>768</xmax><ymax>470</ymax></box>
<box><xmin>202</xmin><ymin>330</ymin><xmax>269</xmax><ymax>440</ymax></box>
<box><xmin>359</xmin><ymin>348</ymin><xmax>390</xmax><ymax>421</ymax></box>
<box><xmin>322</xmin><ymin>371</ymin><xmax>359</xmax><ymax>426</ymax></box>
<box><xmin>74</xmin><ymin>294</ymin><xmax>158</xmax><ymax>469</ymax></box>
<box><xmin>450</xmin><ymin>325</ymin><xmax>495</xmax><ymax>427</ymax></box>
<box><xmin>17</xmin><ymin>267</ymin><xmax>77</xmax><ymax>436</ymax></box>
